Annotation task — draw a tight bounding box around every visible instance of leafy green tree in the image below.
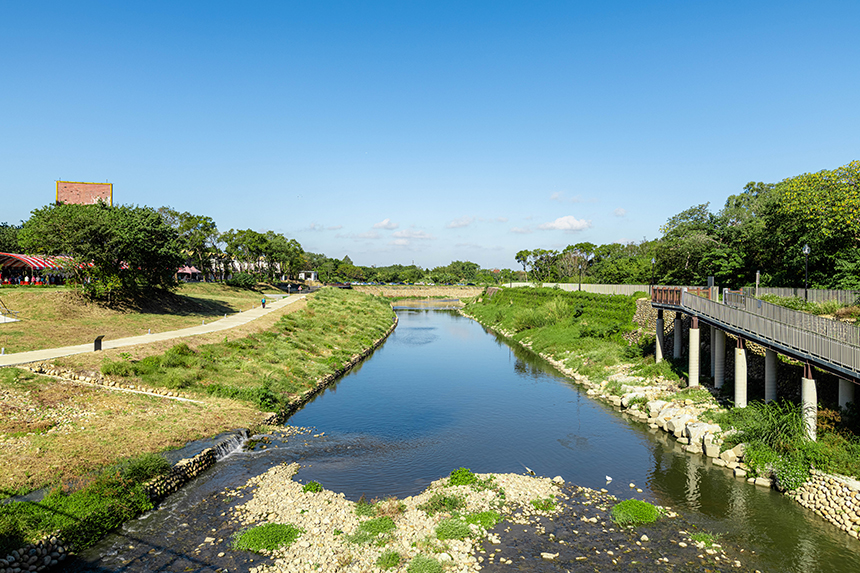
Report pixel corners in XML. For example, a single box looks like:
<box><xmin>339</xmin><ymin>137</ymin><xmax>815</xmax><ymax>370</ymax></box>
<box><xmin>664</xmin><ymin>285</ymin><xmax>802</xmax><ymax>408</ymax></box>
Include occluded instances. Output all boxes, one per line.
<box><xmin>0</xmin><ymin>222</ymin><xmax>21</xmax><ymax>253</ymax></box>
<box><xmin>158</xmin><ymin>207</ymin><xmax>220</xmax><ymax>281</ymax></box>
<box><xmin>19</xmin><ymin>203</ymin><xmax>182</xmax><ymax>301</ymax></box>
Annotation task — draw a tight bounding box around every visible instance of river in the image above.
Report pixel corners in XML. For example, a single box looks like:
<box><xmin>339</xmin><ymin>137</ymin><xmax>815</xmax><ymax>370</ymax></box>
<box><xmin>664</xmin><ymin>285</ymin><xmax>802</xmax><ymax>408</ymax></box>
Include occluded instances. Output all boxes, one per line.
<box><xmin>72</xmin><ymin>308</ymin><xmax>860</xmax><ymax>572</ymax></box>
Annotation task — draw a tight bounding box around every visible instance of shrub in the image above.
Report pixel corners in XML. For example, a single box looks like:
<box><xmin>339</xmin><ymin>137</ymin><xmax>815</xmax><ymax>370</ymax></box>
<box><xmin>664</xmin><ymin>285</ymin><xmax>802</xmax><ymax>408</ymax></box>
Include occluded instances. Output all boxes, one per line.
<box><xmin>100</xmin><ymin>359</ymin><xmax>135</xmax><ymax>377</ymax></box>
<box><xmin>226</xmin><ymin>272</ymin><xmax>257</xmax><ymax>288</ymax></box>
<box><xmin>302</xmin><ymin>481</ymin><xmax>323</xmax><ymax>493</ymax></box>
<box><xmin>436</xmin><ymin>517</ymin><xmax>472</xmax><ymax>540</ymax></box>
<box><xmin>407</xmin><ymin>555</ymin><xmax>443</xmax><ymax>573</ymax></box>
<box><xmin>419</xmin><ymin>493</ymin><xmax>465</xmax><ymax>516</ymax></box>
<box><xmin>376</xmin><ymin>550</ymin><xmax>402</xmax><ymax>569</ymax></box>
<box><xmin>611</xmin><ymin>499</ymin><xmax>660</xmax><ymax>526</ymax></box>
<box><xmin>232</xmin><ymin>523</ymin><xmax>303</xmax><ymax>552</ymax></box>
<box><xmin>448</xmin><ymin>467</ymin><xmax>478</xmax><ymax>486</ymax></box>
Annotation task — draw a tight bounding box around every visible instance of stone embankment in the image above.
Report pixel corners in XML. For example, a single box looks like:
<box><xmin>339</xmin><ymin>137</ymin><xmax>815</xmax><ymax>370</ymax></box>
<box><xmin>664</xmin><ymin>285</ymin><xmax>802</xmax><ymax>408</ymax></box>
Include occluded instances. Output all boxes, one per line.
<box><xmin>461</xmin><ymin>307</ymin><xmax>860</xmax><ymax>540</ymax></box>
<box><xmin>0</xmin><ymin>536</ymin><xmax>69</xmax><ymax>573</ymax></box>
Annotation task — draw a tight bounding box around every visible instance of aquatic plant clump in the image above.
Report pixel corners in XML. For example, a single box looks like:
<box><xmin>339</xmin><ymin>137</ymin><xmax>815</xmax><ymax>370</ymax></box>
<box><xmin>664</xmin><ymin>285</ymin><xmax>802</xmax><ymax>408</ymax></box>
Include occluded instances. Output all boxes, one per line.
<box><xmin>301</xmin><ymin>480</ymin><xmax>323</xmax><ymax>493</ymax></box>
<box><xmin>448</xmin><ymin>467</ymin><xmax>478</xmax><ymax>486</ymax></box>
<box><xmin>611</xmin><ymin>499</ymin><xmax>660</xmax><ymax>526</ymax></box>
<box><xmin>232</xmin><ymin>523</ymin><xmax>304</xmax><ymax>552</ymax></box>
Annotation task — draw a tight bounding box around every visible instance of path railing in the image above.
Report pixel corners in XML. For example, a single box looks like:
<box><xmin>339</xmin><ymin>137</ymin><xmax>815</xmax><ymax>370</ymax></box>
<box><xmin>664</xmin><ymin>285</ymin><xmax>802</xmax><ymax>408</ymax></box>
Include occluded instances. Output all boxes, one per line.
<box><xmin>682</xmin><ymin>292</ymin><xmax>860</xmax><ymax>374</ymax></box>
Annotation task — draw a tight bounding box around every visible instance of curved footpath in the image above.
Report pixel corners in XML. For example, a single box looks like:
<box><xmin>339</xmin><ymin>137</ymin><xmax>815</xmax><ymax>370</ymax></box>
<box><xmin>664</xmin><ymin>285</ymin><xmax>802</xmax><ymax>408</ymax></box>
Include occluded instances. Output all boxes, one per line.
<box><xmin>459</xmin><ymin>308</ymin><xmax>860</xmax><ymax>542</ymax></box>
<box><xmin>0</xmin><ymin>294</ymin><xmax>305</xmax><ymax>368</ymax></box>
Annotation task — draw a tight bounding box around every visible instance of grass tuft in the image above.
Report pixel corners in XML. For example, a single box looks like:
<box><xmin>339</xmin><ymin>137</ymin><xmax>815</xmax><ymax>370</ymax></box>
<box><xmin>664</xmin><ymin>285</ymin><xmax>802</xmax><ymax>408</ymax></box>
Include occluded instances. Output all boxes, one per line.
<box><xmin>611</xmin><ymin>499</ymin><xmax>660</xmax><ymax>527</ymax></box>
<box><xmin>232</xmin><ymin>523</ymin><xmax>303</xmax><ymax>553</ymax></box>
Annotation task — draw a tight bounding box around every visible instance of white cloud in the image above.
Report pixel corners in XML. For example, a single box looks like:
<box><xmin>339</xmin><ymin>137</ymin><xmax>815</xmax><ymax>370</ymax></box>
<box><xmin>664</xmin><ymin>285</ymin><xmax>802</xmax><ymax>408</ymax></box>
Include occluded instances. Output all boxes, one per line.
<box><xmin>392</xmin><ymin>229</ymin><xmax>434</xmax><ymax>240</ymax></box>
<box><xmin>336</xmin><ymin>230</ymin><xmax>380</xmax><ymax>240</ymax></box>
<box><xmin>373</xmin><ymin>218</ymin><xmax>398</xmax><ymax>230</ymax></box>
<box><xmin>308</xmin><ymin>223</ymin><xmax>324</xmax><ymax>231</ymax></box>
<box><xmin>446</xmin><ymin>216</ymin><xmax>474</xmax><ymax>229</ymax></box>
<box><xmin>390</xmin><ymin>238</ymin><xmax>410</xmax><ymax>246</ymax></box>
<box><xmin>496</xmin><ymin>216</ymin><xmax>509</xmax><ymax>223</ymax></box>
<box><xmin>327</xmin><ymin>224</ymin><xmax>343</xmax><ymax>230</ymax></box>
<box><xmin>537</xmin><ymin>215</ymin><xmax>592</xmax><ymax>232</ymax></box>
<box><xmin>550</xmin><ymin>192</ymin><xmax>564</xmax><ymax>202</ymax></box>
<box><xmin>510</xmin><ymin>226</ymin><xmax>532</xmax><ymax>234</ymax></box>
<box><xmin>613</xmin><ymin>208</ymin><xmax>627</xmax><ymax>217</ymax></box>
<box><xmin>550</xmin><ymin>192</ymin><xmax>585</xmax><ymax>203</ymax></box>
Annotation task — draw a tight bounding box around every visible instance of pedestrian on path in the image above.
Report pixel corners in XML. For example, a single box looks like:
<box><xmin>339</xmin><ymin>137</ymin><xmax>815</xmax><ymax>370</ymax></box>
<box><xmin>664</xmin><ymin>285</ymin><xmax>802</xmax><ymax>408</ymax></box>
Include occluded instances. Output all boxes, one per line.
<box><xmin>261</xmin><ymin>296</ymin><xmax>266</xmax><ymax>309</ymax></box>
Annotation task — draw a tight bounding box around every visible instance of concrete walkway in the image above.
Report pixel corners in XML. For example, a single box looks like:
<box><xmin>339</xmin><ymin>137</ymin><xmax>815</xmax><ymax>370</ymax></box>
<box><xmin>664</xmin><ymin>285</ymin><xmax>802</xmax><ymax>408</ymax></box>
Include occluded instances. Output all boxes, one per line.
<box><xmin>0</xmin><ymin>294</ymin><xmax>306</xmax><ymax>367</ymax></box>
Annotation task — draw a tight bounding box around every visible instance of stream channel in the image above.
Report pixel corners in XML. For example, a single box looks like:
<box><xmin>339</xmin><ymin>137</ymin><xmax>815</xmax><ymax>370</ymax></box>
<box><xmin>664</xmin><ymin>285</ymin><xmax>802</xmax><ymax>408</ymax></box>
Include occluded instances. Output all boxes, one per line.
<box><xmin>71</xmin><ymin>307</ymin><xmax>860</xmax><ymax>572</ymax></box>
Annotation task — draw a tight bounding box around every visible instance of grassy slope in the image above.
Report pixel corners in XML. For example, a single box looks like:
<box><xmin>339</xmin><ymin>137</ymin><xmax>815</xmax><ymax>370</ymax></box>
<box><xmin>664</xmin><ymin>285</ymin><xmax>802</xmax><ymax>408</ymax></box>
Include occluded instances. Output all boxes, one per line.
<box><xmin>0</xmin><ymin>287</ymin><xmax>395</xmax><ymax>495</ymax></box>
<box><xmin>0</xmin><ymin>282</ymin><xmax>283</xmax><ymax>352</ymax></box>
<box><xmin>464</xmin><ymin>287</ymin><xmax>677</xmax><ymax>382</ymax></box>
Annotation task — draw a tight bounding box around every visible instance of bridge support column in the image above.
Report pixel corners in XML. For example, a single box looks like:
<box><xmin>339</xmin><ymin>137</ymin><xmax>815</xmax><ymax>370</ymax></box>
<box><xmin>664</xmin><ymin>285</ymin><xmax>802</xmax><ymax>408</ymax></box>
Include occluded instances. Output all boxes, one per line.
<box><xmin>764</xmin><ymin>349</ymin><xmax>777</xmax><ymax>403</ymax></box>
<box><xmin>655</xmin><ymin>309</ymin><xmax>664</xmax><ymax>364</ymax></box>
<box><xmin>802</xmin><ymin>363</ymin><xmax>817</xmax><ymax>441</ymax></box>
<box><xmin>710</xmin><ymin>326</ymin><xmax>716</xmax><ymax>377</ymax></box>
<box><xmin>673</xmin><ymin>314</ymin><xmax>682</xmax><ymax>359</ymax></box>
<box><xmin>839</xmin><ymin>378</ymin><xmax>855</xmax><ymax>410</ymax></box>
<box><xmin>714</xmin><ymin>329</ymin><xmax>725</xmax><ymax>389</ymax></box>
<box><xmin>734</xmin><ymin>338</ymin><xmax>747</xmax><ymax>407</ymax></box>
<box><xmin>688</xmin><ymin>317</ymin><xmax>700</xmax><ymax>388</ymax></box>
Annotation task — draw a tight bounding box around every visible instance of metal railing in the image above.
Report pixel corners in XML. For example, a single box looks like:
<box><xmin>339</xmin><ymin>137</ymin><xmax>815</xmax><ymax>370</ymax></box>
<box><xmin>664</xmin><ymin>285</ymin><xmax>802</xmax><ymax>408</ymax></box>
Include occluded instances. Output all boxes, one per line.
<box><xmin>743</xmin><ymin>287</ymin><xmax>860</xmax><ymax>305</ymax></box>
<box><xmin>682</xmin><ymin>292</ymin><xmax>860</xmax><ymax>374</ymax></box>
<box><xmin>725</xmin><ymin>290</ymin><xmax>860</xmax><ymax>347</ymax></box>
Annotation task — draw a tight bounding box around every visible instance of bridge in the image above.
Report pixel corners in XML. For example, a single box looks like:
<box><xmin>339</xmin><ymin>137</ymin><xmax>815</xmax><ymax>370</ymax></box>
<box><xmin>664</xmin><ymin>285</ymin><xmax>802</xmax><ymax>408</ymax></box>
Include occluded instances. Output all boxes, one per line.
<box><xmin>651</xmin><ymin>287</ymin><xmax>859</xmax><ymax>441</ymax></box>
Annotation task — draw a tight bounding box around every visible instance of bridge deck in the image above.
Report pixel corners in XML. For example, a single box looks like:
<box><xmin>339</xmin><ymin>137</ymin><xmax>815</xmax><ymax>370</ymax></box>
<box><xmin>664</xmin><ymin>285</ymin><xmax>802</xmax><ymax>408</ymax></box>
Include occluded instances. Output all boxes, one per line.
<box><xmin>651</xmin><ymin>288</ymin><xmax>859</xmax><ymax>382</ymax></box>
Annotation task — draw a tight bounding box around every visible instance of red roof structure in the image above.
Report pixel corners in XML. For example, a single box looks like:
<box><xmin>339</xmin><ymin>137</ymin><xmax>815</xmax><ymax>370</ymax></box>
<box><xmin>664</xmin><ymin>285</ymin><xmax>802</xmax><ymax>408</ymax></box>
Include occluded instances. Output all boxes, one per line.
<box><xmin>0</xmin><ymin>253</ymin><xmax>71</xmax><ymax>271</ymax></box>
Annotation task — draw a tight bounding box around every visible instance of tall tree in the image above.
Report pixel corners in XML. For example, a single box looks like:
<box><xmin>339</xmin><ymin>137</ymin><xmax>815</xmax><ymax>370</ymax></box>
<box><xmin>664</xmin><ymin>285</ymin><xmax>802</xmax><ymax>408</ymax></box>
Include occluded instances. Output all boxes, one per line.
<box><xmin>19</xmin><ymin>203</ymin><xmax>182</xmax><ymax>301</ymax></box>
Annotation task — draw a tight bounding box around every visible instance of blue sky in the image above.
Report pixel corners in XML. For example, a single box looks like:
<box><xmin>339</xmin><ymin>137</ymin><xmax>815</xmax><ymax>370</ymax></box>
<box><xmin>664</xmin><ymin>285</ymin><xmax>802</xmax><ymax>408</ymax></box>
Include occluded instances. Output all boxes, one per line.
<box><xmin>2</xmin><ymin>1</ymin><xmax>858</xmax><ymax>270</ymax></box>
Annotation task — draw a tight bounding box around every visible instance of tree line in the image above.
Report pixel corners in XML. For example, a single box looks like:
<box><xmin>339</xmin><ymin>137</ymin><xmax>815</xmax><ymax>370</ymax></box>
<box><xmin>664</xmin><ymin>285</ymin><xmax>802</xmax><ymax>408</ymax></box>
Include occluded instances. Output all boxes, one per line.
<box><xmin>515</xmin><ymin>160</ymin><xmax>860</xmax><ymax>290</ymax></box>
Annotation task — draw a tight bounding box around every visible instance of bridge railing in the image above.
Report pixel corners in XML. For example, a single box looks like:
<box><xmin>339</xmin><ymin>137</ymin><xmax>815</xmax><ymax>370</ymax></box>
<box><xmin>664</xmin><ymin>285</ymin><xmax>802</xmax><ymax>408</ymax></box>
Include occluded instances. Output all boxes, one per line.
<box><xmin>725</xmin><ymin>290</ymin><xmax>860</xmax><ymax>347</ymax></box>
<box><xmin>682</xmin><ymin>292</ymin><xmax>860</xmax><ymax>374</ymax></box>
<box><xmin>651</xmin><ymin>286</ymin><xmax>710</xmax><ymax>306</ymax></box>
<box><xmin>743</xmin><ymin>286</ymin><xmax>860</xmax><ymax>305</ymax></box>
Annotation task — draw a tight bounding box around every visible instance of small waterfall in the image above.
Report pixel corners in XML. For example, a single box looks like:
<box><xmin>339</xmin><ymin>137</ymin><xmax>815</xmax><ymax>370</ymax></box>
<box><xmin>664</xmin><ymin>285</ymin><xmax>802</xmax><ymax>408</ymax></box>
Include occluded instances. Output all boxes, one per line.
<box><xmin>212</xmin><ymin>429</ymin><xmax>249</xmax><ymax>460</ymax></box>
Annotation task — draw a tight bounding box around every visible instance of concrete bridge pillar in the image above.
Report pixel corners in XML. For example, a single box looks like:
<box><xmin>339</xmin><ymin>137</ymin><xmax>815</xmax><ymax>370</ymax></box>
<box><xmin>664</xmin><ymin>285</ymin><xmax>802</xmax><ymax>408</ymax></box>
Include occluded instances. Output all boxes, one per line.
<box><xmin>839</xmin><ymin>378</ymin><xmax>855</xmax><ymax>411</ymax></box>
<box><xmin>688</xmin><ymin>317</ymin><xmax>700</xmax><ymax>387</ymax></box>
<box><xmin>710</xmin><ymin>326</ymin><xmax>716</xmax><ymax>377</ymax></box>
<box><xmin>655</xmin><ymin>309</ymin><xmax>664</xmax><ymax>364</ymax></box>
<box><xmin>714</xmin><ymin>329</ymin><xmax>725</xmax><ymax>389</ymax></box>
<box><xmin>673</xmin><ymin>314</ymin><xmax>682</xmax><ymax>359</ymax></box>
<box><xmin>802</xmin><ymin>363</ymin><xmax>817</xmax><ymax>441</ymax></box>
<box><xmin>734</xmin><ymin>337</ymin><xmax>747</xmax><ymax>408</ymax></box>
<box><xmin>764</xmin><ymin>349</ymin><xmax>777</xmax><ymax>403</ymax></box>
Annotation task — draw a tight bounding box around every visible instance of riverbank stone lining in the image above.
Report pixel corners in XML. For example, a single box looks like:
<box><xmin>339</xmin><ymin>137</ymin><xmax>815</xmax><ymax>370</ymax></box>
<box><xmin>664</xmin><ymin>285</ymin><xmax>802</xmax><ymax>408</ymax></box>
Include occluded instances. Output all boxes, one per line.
<box><xmin>461</xmin><ymin>306</ymin><xmax>860</xmax><ymax>541</ymax></box>
<box><xmin>0</xmin><ymin>536</ymin><xmax>68</xmax><ymax>573</ymax></box>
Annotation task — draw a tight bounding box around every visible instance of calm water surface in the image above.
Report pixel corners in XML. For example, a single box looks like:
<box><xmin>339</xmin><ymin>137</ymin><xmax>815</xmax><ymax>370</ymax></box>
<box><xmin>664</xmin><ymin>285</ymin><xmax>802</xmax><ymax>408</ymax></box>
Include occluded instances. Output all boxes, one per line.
<box><xmin>78</xmin><ymin>309</ymin><xmax>860</xmax><ymax>572</ymax></box>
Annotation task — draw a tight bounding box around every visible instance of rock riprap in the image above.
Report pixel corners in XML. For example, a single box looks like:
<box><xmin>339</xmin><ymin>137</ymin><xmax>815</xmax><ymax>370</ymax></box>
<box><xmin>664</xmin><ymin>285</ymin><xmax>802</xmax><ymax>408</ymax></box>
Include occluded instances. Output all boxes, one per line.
<box><xmin>231</xmin><ymin>463</ymin><xmax>562</xmax><ymax>573</ymax></box>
